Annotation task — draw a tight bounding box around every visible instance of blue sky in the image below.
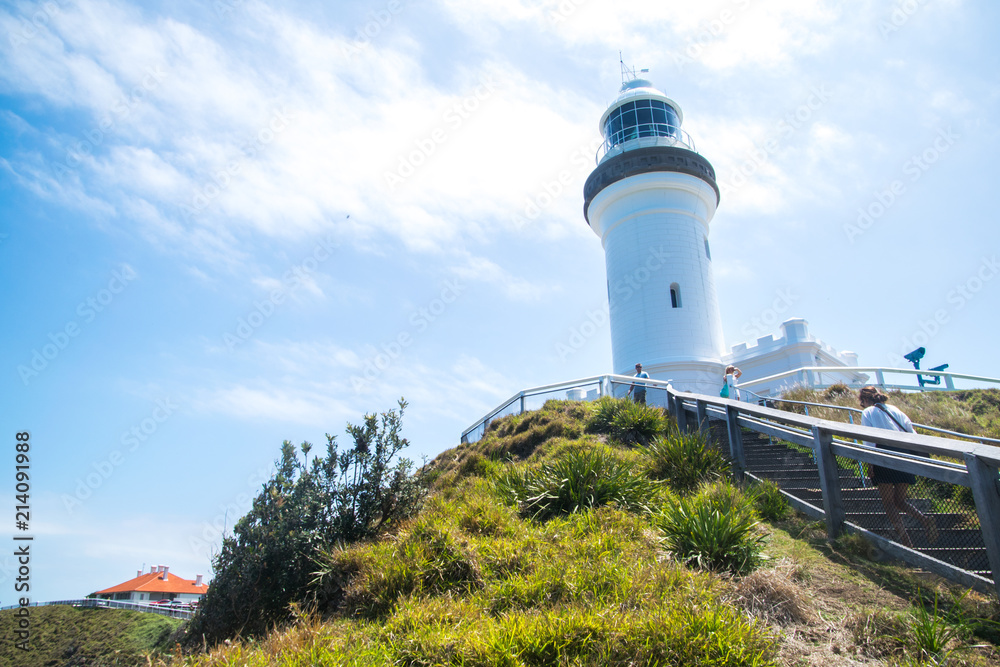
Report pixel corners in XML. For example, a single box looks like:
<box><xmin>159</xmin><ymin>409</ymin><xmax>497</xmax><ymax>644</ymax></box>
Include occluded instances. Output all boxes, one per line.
<box><xmin>2</xmin><ymin>0</ymin><xmax>999</xmax><ymax>601</ymax></box>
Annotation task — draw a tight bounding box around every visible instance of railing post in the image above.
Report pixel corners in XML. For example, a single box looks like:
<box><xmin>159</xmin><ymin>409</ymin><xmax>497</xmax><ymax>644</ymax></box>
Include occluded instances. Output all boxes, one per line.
<box><xmin>675</xmin><ymin>396</ymin><xmax>689</xmax><ymax>433</ymax></box>
<box><xmin>964</xmin><ymin>452</ymin><xmax>1000</xmax><ymax>598</ymax></box>
<box><xmin>696</xmin><ymin>400</ymin><xmax>709</xmax><ymax>435</ymax></box>
<box><xmin>519</xmin><ymin>392</ymin><xmax>525</xmax><ymax>415</ymax></box>
<box><xmin>725</xmin><ymin>404</ymin><xmax>745</xmax><ymax>481</ymax></box>
<box><xmin>876</xmin><ymin>369</ymin><xmax>885</xmax><ymax>387</ymax></box>
<box><xmin>945</xmin><ymin>373</ymin><xmax>955</xmax><ymax>390</ymax></box>
<box><xmin>812</xmin><ymin>426</ymin><xmax>845</xmax><ymax>540</ymax></box>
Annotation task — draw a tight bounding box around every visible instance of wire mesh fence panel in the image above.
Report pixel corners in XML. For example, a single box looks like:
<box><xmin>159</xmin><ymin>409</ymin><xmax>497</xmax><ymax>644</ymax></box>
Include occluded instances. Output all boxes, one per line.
<box><xmin>739</xmin><ymin>431</ymin><xmax>825</xmax><ymax>502</ymax></box>
<box><xmin>841</xmin><ymin>461</ymin><xmax>990</xmax><ymax>577</ymax></box>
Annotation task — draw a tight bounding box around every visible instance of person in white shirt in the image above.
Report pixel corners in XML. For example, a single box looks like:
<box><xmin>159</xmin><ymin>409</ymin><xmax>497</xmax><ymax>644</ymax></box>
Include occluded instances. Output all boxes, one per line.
<box><xmin>722</xmin><ymin>365</ymin><xmax>741</xmax><ymax>400</ymax></box>
<box><xmin>859</xmin><ymin>386</ymin><xmax>937</xmax><ymax>547</ymax></box>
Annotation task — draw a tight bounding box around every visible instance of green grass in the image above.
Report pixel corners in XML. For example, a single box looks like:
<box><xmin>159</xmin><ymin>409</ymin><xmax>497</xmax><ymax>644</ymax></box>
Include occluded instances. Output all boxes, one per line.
<box><xmin>198</xmin><ymin>478</ymin><xmax>778</xmax><ymax>666</ymax></box>
<box><xmin>745</xmin><ymin>479</ymin><xmax>791</xmax><ymax>522</ymax></box>
<box><xmin>0</xmin><ymin>604</ymin><xmax>183</xmax><ymax>667</ymax></box>
<box><xmin>152</xmin><ymin>395</ymin><xmax>1000</xmax><ymax>667</ymax></box>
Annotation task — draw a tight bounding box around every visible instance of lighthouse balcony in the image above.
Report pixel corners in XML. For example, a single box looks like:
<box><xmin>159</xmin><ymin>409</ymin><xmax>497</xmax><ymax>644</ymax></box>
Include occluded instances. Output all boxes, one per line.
<box><xmin>596</xmin><ymin>125</ymin><xmax>697</xmax><ymax>164</ymax></box>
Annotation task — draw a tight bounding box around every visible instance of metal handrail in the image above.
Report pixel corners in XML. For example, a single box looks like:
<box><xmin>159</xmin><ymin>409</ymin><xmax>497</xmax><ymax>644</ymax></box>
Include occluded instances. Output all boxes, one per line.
<box><xmin>460</xmin><ymin>374</ymin><xmax>674</xmax><ymax>443</ymax></box>
<box><xmin>739</xmin><ymin>386</ymin><xmax>1000</xmax><ymax>446</ymax></box>
<box><xmin>737</xmin><ymin>365</ymin><xmax>1000</xmax><ymax>393</ymax></box>
<box><xmin>596</xmin><ymin>126</ymin><xmax>697</xmax><ymax>163</ymax></box>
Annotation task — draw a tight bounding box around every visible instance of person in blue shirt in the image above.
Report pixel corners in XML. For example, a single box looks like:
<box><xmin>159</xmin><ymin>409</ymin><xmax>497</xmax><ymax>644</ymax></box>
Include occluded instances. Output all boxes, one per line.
<box><xmin>627</xmin><ymin>363</ymin><xmax>650</xmax><ymax>404</ymax></box>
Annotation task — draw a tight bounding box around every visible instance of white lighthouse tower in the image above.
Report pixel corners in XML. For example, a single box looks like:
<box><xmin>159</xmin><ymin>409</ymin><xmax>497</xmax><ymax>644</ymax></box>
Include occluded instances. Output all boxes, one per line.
<box><xmin>584</xmin><ymin>74</ymin><xmax>725</xmax><ymax>394</ymax></box>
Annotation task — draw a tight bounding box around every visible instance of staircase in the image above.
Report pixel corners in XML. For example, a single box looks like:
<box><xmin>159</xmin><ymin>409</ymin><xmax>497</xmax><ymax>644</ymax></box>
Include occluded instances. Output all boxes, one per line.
<box><xmin>737</xmin><ymin>429</ymin><xmax>992</xmax><ymax>579</ymax></box>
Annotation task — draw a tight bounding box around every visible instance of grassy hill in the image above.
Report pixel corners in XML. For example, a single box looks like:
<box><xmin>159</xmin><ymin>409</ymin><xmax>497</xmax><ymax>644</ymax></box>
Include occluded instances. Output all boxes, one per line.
<box><xmin>151</xmin><ymin>395</ymin><xmax>999</xmax><ymax>667</ymax></box>
<box><xmin>20</xmin><ymin>390</ymin><xmax>1000</xmax><ymax>666</ymax></box>
<box><xmin>0</xmin><ymin>604</ymin><xmax>182</xmax><ymax>666</ymax></box>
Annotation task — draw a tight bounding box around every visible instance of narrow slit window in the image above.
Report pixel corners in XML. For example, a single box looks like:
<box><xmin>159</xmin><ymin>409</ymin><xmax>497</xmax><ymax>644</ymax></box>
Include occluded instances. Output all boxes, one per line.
<box><xmin>704</xmin><ymin>237</ymin><xmax>711</xmax><ymax>260</ymax></box>
<box><xmin>670</xmin><ymin>283</ymin><xmax>681</xmax><ymax>308</ymax></box>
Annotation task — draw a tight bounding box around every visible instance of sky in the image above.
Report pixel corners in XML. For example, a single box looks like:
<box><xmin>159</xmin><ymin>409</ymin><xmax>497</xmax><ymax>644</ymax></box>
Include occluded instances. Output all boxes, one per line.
<box><xmin>2</xmin><ymin>0</ymin><xmax>999</xmax><ymax>602</ymax></box>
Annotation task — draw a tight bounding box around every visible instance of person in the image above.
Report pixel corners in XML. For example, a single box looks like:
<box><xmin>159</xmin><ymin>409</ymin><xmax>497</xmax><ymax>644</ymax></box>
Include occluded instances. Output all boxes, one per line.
<box><xmin>721</xmin><ymin>365</ymin><xmax>742</xmax><ymax>400</ymax></box>
<box><xmin>859</xmin><ymin>385</ymin><xmax>937</xmax><ymax>547</ymax></box>
<box><xmin>627</xmin><ymin>363</ymin><xmax>650</xmax><ymax>404</ymax></box>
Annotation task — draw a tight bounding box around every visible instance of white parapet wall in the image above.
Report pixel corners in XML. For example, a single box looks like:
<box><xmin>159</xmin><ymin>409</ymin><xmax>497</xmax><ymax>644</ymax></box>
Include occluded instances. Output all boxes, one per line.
<box><xmin>725</xmin><ymin>318</ymin><xmax>867</xmax><ymax>397</ymax></box>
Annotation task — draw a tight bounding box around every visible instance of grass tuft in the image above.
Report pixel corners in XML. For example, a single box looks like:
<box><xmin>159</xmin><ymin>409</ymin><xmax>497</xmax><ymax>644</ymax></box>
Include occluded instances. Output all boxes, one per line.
<box><xmin>585</xmin><ymin>396</ymin><xmax>666</xmax><ymax>445</ymax></box>
<box><xmin>643</xmin><ymin>427</ymin><xmax>730</xmax><ymax>493</ymax></box>
<box><xmin>492</xmin><ymin>444</ymin><xmax>658</xmax><ymax>520</ymax></box>
<box><xmin>745</xmin><ymin>479</ymin><xmax>791</xmax><ymax>522</ymax></box>
<box><xmin>655</xmin><ymin>480</ymin><xmax>767</xmax><ymax>575</ymax></box>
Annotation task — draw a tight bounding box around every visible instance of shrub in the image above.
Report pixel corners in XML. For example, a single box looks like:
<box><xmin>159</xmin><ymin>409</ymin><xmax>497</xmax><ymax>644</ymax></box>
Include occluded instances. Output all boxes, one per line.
<box><xmin>609</xmin><ymin>400</ymin><xmax>665</xmax><ymax>446</ymax></box>
<box><xmin>655</xmin><ymin>481</ymin><xmax>766</xmax><ymax>575</ymax></box>
<box><xmin>584</xmin><ymin>395</ymin><xmax>621</xmax><ymax>434</ymax></box>
<box><xmin>584</xmin><ymin>396</ymin><xmax>665</xmax><ymax>446</ymax></box>
<box><xmin>188</xmin><ymin>399</ymin><xmax>424</xmax><ymax>643</ymax></box>
<box><xmin>823</xmin><ymin>382</ymin><xmax>853</xmax><ymax>400</ymax></box>
<box><xmin>643</xmin><ymin>428</ymin><xmax>730</xmax><ymax>493</ymax></box>
<box><xmin>746</xmin><ymin>479</ymin><xmax>790</xmax><ymax>522</ymax></box>
<box><xmin>493</xmin><ymin>446</ymin><xmax>657</xmax><ymax>520</ymax></box>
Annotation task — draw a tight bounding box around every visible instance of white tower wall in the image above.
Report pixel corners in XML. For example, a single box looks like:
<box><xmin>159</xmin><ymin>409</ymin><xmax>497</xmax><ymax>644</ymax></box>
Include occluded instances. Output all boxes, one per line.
<box><xmin>584</xmin><ymin>77</ymin><xmax>726</xmax><ymax>395</ymax></box>
<box><xmin>588</xmin><ymin>172</ymin><xmax>725</xmax><ymax>394</ymax></box>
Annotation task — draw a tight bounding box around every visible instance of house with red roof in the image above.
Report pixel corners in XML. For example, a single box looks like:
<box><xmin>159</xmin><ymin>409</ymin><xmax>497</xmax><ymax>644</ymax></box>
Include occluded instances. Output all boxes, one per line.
<box><xmin>93</xmin><ymin>565</ymin><xmax>208</xmax><ymax>603</ymax></box>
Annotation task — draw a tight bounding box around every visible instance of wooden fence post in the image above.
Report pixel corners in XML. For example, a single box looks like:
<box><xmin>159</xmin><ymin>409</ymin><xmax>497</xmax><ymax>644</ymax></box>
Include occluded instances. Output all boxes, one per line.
<box><xmin>964</xmin><ymin>452</ymin><xmax>1000</xmax><ymax>599</ymax></box>
<box><xmin>725</xmin><ymin>404</ymin><xmax>745</xmax><ymax>481</ymax></box>
<box><xmin>675</xmin><ymin>395</ymin><xmax>688</xmax><ymax>433</ymax></box>
<box><xmin>812</xmin><ymin>426</ymin><xmax>845</xmax><ymax>540</ymax></box>
<box><xmin>696</xmin><ymin>400</ymin><xmax>709</xmax><ymax>435</ymax></box>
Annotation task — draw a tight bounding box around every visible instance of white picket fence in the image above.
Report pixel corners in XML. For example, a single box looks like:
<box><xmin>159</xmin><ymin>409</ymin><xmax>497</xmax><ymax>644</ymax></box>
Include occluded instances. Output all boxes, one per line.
<box><xmin>0</xmin><ymin>597</ymin><xmax>195</xmax><ymax>619</ymax></box>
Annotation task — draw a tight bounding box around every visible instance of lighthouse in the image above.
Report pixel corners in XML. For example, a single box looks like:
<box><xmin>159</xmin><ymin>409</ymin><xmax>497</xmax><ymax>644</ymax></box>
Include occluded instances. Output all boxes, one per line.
<box><xmin>583</xmin><ymin>75</ymin><xmax>725</xmax><ymax>394</ymax></box>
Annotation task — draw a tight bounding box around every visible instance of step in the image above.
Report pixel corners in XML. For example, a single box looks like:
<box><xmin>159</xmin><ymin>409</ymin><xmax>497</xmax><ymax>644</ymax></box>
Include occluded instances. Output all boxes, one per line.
<box><xmin>846</xmin><ymin>513</ymin><xmax>968</xmax><ymax>532</ymax></box>
<box><xmin>754</xmin><ymin>475</ymin><xmax>866</xmax><ymax>490</ymax></box>
<box><xmin>793</xmin><ymin>488</ymin><xmax>884</xmax><ymax>501</ymax></box>
<box><xmin>749</xmin><ymin>467</ymin><xmax>860</xmax><ymax>480</ymax></box>
<box><xmin>864</xmin><ymin>535</ymin><xmax>989</xmax><ymax>570</ymax></box>
<box><xmin>839</xmin><ymin>498</ymin><xmax>936</xmax><ymax>514</ymax></box>
<box><xmin>744</xmin><ymin>459</ymin><xmax>817</xmax><ymax>469</ymax></box>
<box><xmin>743</xmin><ymin>454</ymin><xmax>816</xmax><ymax>464</ymax></box>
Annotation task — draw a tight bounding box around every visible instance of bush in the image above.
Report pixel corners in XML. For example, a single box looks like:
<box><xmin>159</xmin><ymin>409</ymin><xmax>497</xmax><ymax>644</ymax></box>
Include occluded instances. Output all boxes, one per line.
<box><xmin>493</xmin><ymin>446</ymin><xmax>657</xmax><ymax>520</ymax></box>
<box><xmin>584</xmin><ymin>396</ymin><xmax>665</xmax><ymax>446</ymax></box>
<box><xmin>746</xmin><ymin>479</ymin><xmax>790</xmax><ymax>522</ymax></box>
<box><xmin>643</xmin><ymin>428</ymin><xmax>730</xmax><ymax>493</ymax></box>
<box><xmin>609</xmin><ymin>400</ymin><xmax>665</xmax><ymax>446</ymax></box>
<box><xmin>188</xmin><ymin>399</ymin><xmax>424</xmax><ymax>643</ymax></box>
<box><xmin>655</xmin><ymin>481</ymin><xmax>766</xmax><ymax>575</ymax></box>
<box><xmin>584</xmin><ymin>395</ymin><xmax>621</xmax><ymax>434</ymax></box>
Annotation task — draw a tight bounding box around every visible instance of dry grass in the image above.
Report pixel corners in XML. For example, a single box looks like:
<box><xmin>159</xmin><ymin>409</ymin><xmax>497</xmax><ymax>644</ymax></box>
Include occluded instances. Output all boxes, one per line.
<box><xmin>728</xmin><ymin>559</ymin><xmax>816</xmax><ymax>626</ymax></box>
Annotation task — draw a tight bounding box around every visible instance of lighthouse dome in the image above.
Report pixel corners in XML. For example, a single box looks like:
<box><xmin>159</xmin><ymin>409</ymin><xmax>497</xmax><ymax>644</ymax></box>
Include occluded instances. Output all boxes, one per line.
<box><xmin>597</xmin><ymin>78</ymin><xmax>692</xmax><ymax>163</ymax></box>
